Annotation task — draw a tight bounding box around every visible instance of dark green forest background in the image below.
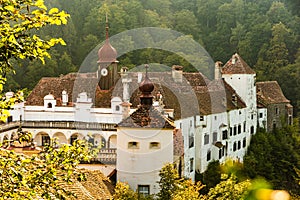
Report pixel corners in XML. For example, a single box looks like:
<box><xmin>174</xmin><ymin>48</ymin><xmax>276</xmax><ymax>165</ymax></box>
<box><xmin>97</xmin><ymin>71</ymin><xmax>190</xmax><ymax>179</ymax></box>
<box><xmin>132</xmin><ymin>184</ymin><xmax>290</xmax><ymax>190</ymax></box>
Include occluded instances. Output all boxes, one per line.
<box><xmin>6</xmin><ymin>0</ymin><xmax>300</xmax><ymax>116</ymax></box>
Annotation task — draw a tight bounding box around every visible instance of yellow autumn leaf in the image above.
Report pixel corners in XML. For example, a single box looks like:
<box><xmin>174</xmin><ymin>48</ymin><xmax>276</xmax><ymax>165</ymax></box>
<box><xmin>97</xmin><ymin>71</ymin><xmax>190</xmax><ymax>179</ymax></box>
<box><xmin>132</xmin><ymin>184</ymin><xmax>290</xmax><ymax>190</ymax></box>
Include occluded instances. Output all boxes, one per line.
<box><xmin>8</xmin><ymin>35</ymin><xmax>17</xmax><ymax>44</ymax></box>
<box><xmin>4</xmin><ymin>5</ymin><xmax>15</xmax><ymax>12</ymax></box>
<box><xmin>49</xmin><ymin>8</ymin><xmax>59</xmax><ymax>15</ymax></box>
<box><xmin>35</xmin><ymin>0</ymin><xmax>47</xmax><ymax>10</ymax></box>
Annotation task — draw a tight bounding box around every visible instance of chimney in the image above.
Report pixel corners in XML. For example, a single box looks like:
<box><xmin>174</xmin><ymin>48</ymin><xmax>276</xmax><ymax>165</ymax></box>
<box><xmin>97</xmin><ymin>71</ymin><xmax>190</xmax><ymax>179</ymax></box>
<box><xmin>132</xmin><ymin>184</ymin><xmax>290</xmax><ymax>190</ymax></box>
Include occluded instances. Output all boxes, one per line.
<box><xmin>62</xmin><ymin>90</ymin><xmax>68</xmax><ymax>106</ymax></box>
<box><xmin>232</xmin><ymin>54</ymin><xmax>238</xmax><ymax>64</ymax></box>
<box><xmin>138</xmin><ymin>72</ymin><xmax>142</xmax><ymax>83</ymax></box>
<box><xmin>121</xmin><ymin>102</ymin><xmax>131</xmax><ymax>119</ymax></box>
<box><xmin>172</xmin><ymin>65</ymin><xmax>183</xmax><ymax>83</ymax></box>
<box><xmin>121</xmin><ymin>67</ymin><xmax>132</xmax><ymax>102</ymax></box>
<box><xmin>214</xmin><ymin>61</ymin><xmax>223</xmax><ymax>80</ymax></box>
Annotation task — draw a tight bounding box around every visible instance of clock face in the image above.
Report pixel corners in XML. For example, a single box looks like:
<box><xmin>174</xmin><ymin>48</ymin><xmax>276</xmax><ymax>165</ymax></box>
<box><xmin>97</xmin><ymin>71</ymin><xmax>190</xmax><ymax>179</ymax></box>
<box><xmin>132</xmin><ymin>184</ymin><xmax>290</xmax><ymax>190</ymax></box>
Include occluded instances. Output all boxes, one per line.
<box><xmin>101</xmin><ymin>68</ymin><xmax>108</xmax><ymax>76</ymax></box>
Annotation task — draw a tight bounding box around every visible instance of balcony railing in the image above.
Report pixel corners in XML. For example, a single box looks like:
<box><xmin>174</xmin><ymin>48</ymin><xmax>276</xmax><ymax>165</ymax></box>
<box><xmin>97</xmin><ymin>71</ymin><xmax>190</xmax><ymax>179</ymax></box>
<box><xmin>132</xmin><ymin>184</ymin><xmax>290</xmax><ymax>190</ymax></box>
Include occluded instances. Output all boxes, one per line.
<box><xmin>21</xmin><ymin>121</ymin><xmax>116</xmax><ymax>131</ymax></box>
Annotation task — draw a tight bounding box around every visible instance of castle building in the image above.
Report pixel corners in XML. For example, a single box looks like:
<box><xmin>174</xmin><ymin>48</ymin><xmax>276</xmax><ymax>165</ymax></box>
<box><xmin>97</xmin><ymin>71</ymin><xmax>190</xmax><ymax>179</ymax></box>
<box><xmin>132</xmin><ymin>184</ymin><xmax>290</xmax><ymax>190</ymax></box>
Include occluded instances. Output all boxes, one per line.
<box><xmin>256</xmin><ymin>81</ymin><xmax>293</xmax><ymax>132</ymax></box>
<box><xmin>0</xmin><ymin>23</ymin><xmax>293</xmax><ymax>191</ymax></box>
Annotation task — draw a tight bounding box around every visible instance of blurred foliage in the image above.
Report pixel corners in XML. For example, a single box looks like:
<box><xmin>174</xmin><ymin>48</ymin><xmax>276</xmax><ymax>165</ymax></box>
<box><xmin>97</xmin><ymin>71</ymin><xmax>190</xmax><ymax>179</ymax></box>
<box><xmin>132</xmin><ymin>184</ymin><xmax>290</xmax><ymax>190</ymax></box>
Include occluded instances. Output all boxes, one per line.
<box><xmin>0</xmin><ymin>139</ymin><xmax>98</xmax><ymax>199</ymax></box>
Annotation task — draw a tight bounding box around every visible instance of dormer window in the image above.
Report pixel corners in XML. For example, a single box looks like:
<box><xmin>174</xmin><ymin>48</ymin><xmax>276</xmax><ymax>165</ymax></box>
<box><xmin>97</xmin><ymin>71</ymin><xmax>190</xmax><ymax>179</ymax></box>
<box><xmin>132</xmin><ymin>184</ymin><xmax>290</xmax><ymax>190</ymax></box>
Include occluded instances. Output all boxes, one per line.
<box><xmin>47</xmin><ymin>103</ymin><xmax>52</xmax><ymax>108</ymax></box>
<box><xmin>116</xmin><ymin>105</ymin><xmax>120</xmax><ymax>111</ymax></box>
<box><xmin>128</xmin><ymin>141</ymin><xmax>139</xmax><ymax>149</ymax></box>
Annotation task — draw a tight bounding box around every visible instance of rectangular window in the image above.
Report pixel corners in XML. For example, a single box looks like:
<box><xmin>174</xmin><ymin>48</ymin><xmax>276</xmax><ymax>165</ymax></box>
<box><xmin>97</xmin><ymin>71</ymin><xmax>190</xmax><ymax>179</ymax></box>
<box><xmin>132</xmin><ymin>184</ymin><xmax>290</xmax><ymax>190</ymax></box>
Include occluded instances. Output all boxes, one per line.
<box><xmin>42</xmin><ymin>135</ymin><xmax>50</xmax><ymax>146</ymax></box>
<box><xmin>189</xmin><ymin>135</ymin><xmax>194</xmax><ymax>148</ymax></box>
<box><xmin>150</xmin><ymin>142</ymin><xmax>160</xmax><ymax>149</ymax></box>
<box><xmin>204</xmin><ymin>134</ymin><xmax>209</xmax><ymax>145</ymax></box>
<box><xmin>190</xmin><ymin>158</ymin><xmax>194</xmax><ymax>172</ymax></box>
<box><xmin>128</xmin><ymin>141</ymin><xmax>139</xmax><ymax>149</ymax></box>
<box><xmin>275</xmin><ymin>107</ymin><xmax>279</xmax><ymax>115</ymax></box>
<box><xmin>250</xmin><ymin>126</ymin><xmax>255</xmax><ymax>134</ymax></box>
<box><xmin>243</xmin><ymin>122</ymin><xmax>246</xmax><ymax>132</ymax></box>
<box><xmin>234</xmin><ymin>126</ymin><xmax>237</xmax><ymax>135</ymax></box>
<box><xmin>138</xmin><ymin>185</ymin><xmax>150</xmax><ymax>196</ymax></box>
<box><xmin>200</xmin><ymin>116</ymin><xmax>204</xmax><ymax>121</ymax></box>
<box><xmin>219</xmin><ymin>148</ymin><xmax>222</xmax><ymax>159</ymax></box>
<box><xmin>222</xmin><ymin>130</ymin><xmax>228</xmax><ymax>140</ymax></box>
<box><xmin>238</xmin><ymin>125</ymin><xmax>241</xmax><ymax>134</ymax></box>
<box><xmin>243</xmin><ymin>138</ymin><xmax>246</xmax><ymax>148</ymax></box>
<box><xmin>229</xmin><ymin>127</ymin><xmax>232</xmax><ymax>136</ymax></box>
<box><xmin>207</xmin><ymin>151</ymin><xmax>211</xmax><ymax>161</ymax></box>
<box><xmin>259</xmin><ymin>113</ymin><xmax>263</xmax><ymax>118</ymax></box>
<box><xmin>213</xmin><ymin>132</ymin><xmax>218</xmax><ymax>143</ymax></box>
<box><xmin>233</xmin><ymin>142</ymin><xmax>237</xmax><ymax>151</ymax></box>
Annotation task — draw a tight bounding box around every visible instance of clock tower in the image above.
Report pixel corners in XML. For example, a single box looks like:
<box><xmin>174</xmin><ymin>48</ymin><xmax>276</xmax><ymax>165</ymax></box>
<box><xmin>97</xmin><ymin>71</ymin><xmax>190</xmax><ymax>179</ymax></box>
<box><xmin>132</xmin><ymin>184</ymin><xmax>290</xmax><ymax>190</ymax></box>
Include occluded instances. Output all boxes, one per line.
<box><xmin>97</xmin><ymin>15</ymin><xmax>119</xmax><ymax>90</ymax></box>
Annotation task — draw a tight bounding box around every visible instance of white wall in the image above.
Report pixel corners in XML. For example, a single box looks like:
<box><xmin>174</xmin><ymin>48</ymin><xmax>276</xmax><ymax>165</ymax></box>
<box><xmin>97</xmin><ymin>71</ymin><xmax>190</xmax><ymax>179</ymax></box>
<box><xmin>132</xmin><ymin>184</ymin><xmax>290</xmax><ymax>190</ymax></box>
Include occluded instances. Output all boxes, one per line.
<box><xmin>117</xmin><ymin>127</ymin><xmax>173</xmax><ymax>194</ymax></box>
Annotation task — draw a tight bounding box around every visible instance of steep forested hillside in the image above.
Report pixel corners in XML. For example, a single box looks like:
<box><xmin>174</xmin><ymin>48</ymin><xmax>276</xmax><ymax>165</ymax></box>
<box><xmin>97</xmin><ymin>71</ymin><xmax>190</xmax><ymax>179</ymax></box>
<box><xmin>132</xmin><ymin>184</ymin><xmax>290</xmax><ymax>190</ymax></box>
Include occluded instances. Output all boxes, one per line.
<box><xmin>7</xmin><ymin>0</ymin><xmax>300</xmax><ymax>115</ymax></box>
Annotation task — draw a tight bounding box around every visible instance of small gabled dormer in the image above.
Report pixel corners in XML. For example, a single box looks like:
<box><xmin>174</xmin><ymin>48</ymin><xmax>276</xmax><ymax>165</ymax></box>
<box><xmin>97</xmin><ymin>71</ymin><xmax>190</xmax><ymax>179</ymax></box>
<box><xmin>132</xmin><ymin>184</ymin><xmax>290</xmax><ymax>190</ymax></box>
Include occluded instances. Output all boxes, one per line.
<box><xmin>76</xmin><ymin>92</ymin><xmax>92</xmax><ymax>103</ymax></box>
<box><xmin>44</xmin><ymin>93</ymin><xmax>56</xmax><ymax>111</ymax></box>
<box><xmin>111</xmin><ymin>97</ymin><xmax>122</xmax><ymax>114</ymax></box>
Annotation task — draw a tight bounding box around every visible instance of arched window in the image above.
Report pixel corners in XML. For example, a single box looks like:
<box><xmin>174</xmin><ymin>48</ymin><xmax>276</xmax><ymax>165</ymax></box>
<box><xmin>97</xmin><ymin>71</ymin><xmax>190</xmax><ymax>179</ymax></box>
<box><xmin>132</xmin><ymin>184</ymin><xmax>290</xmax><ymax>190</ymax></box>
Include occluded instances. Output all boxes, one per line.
<box><xmin>116</xmin><ymin>105</ymin><xmax>120</xmax><ymax>111</ymax></box>
<box><xmin>47</xmin><ymin>103</ymin><xmax>52</xmax><ymax>108</ymax></box>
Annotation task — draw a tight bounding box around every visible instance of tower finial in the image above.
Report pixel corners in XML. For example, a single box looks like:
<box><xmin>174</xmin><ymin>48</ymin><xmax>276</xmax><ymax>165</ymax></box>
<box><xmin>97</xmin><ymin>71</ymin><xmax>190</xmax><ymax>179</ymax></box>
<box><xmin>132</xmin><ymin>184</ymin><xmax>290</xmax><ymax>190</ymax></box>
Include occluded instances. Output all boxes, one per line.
<box><xmin>145</xmin><ymin>64</ymin><xmax>149</xmax><ymax>77</ymax></box>
<box><xmin>105</xmin><ymin>12</ymin><xmax>109</xmax><ymax>40</ymax></box>
<box><xmin>139</xmin><ymin>64</ymin><xmax>154</xmax><ymax>106</ymax></box>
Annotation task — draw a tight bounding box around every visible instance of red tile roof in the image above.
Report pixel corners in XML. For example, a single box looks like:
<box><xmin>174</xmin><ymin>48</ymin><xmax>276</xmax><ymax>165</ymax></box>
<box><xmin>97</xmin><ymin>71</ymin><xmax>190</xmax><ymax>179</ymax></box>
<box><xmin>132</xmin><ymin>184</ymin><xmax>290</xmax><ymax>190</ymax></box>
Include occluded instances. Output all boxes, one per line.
<box><xmin>117</xmin><ymin>105</ymin><xmax>175</xmax><ymax>129</ymax></box>
<box><xmin>256</xmin><ymin>81</ymin><xmax>290</xmax><ymax>106</ymax></box>
<box><xmin>26</xmin><ymin>70</ymin><xmax>246</xmax><ymax>119</ymax></box>
<box><xmin>222</xmin><ymin>53</ymin><xmax>256</xmax><ymax>74</ymax></box>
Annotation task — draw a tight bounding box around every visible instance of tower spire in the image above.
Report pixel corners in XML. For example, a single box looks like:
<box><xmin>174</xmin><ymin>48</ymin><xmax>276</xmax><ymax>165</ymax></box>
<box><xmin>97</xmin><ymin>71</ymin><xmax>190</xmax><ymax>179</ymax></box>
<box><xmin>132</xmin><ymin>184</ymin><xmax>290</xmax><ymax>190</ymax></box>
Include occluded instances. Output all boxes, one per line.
<box><xmin>105</xmin><ymin>12</ymin><xmax>109</xmax><ymax>40</ymax></box>
<box><xmin>139</xmin><ymin>64</ymin><xmax>154</xmax><ymax>106</ymax></box>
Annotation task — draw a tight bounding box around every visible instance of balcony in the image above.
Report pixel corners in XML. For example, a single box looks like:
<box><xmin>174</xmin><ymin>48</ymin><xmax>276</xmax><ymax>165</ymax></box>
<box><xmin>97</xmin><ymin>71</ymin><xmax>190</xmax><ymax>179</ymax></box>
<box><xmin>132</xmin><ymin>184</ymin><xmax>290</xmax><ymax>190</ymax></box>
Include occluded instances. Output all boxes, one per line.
<box><xmin>22</xmin><ymin>121</ymin><xmax>116</xmax><ymax>131</ymax></box>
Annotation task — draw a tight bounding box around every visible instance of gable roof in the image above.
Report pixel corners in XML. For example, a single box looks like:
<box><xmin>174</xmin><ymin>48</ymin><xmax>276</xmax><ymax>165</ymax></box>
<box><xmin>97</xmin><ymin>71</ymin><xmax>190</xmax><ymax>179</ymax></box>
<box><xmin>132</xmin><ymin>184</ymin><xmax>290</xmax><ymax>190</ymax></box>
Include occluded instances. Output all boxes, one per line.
<box><xmin>256</xmin><ymin>81</ymin><xmax>290</xmax><ymax>107</ymax></box>
<box><xmin>222</xmin><ymin>53</ymin><xmax>256</xmax><ymax>74</ymax></box>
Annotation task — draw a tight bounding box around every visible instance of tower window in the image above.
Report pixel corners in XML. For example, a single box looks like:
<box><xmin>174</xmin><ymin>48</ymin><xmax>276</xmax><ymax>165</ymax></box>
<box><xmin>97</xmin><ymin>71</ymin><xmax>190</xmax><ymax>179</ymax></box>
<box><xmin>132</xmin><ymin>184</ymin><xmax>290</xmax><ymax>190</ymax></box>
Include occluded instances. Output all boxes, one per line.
<box><xmin>128</xmin><ymin>141</ymin><xmax>139</xmax><ymax>149</ymax></box>
<box><xmin>138</xmin><ymin>185</ymin><xmax>150</xmax><ymax>196</ymax></box>
<box><xmin>149</xmin><ymin>142</ymin><xmax>160</xmax><ymax>149</ymax></box>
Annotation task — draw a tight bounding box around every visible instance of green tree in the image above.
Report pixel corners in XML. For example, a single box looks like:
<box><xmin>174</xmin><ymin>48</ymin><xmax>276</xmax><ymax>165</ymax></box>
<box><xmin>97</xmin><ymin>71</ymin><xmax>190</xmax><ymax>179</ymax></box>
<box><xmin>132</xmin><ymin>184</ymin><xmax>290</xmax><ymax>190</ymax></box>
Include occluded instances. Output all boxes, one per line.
<box><xmin>243</xmin><ymin>128</ymin><xmax>300</xmax><ymax>194</ymax></box>
<box><xmin>0</xmin><ymin>0</ymin><xmax>69</xmax><ymax>73</ymax></box>
<box><xmin>200</xmin><ymin>160</ymin><xmax>221</xmax><ymax>194</ymax></box>
<box><xmin>157</xmin><ymin>163</ymin><xmax>180</xmax><ymax>200</ymax></box>
<box><xmin>207</xmin><ymin>174</ymin><xmax>251</xmax><ymax>200</ymax></box>
<box><xmin>113</xmin><ymin>181</ymin><xmax>138</xmax><ymax>200</ymax></box>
